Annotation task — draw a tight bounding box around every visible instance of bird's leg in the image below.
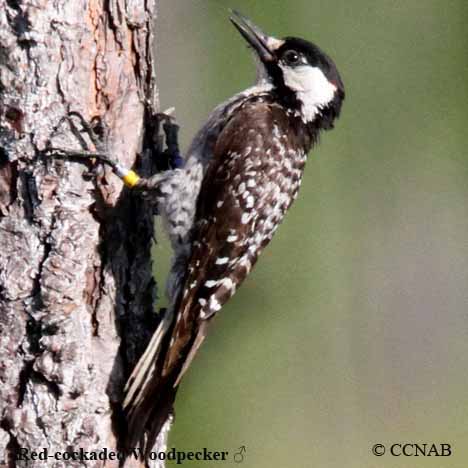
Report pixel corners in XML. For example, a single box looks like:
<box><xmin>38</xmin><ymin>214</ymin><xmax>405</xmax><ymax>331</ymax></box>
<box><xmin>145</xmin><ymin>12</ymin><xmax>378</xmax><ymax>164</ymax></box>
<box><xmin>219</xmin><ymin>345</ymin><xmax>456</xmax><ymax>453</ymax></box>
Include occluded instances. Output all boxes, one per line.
<box><xmin>44</xmin><ymin>111</ymin><xmax>118</xmax><ymax>178</ymax></box>
<box><xmin>44</xmin><ymin>111</ymin><xmax>183</xmax><ymax>191</ymax></box>
<box><xmin>159</xmin><ymin>115</ymin><xmax>184</xmax><ymax>170</ymax></box>
<box><xmin>130</xmin><ymin>111</ymin><xmax>185</xmax><ymax>196</ymax></box>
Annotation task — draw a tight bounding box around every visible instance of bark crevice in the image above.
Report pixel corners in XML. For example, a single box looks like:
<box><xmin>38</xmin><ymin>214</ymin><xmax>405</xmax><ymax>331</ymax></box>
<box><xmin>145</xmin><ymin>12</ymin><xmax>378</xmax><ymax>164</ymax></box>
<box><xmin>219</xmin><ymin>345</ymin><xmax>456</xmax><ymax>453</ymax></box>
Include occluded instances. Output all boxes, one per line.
<box><xmin>0</xmin><ymin>1</ymin><xmax>164</xmax><ymax>465</ymax></box>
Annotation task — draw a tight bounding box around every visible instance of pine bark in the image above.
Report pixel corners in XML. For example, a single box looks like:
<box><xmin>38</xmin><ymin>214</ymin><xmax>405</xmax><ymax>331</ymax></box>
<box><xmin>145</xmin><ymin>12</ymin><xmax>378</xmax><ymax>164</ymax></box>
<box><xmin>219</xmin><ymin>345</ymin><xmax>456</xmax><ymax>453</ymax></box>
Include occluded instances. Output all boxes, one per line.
<box><xmin>0</xmin><ymin>1</ymin><xmax>162</xmax><ymax>466</ymax></box>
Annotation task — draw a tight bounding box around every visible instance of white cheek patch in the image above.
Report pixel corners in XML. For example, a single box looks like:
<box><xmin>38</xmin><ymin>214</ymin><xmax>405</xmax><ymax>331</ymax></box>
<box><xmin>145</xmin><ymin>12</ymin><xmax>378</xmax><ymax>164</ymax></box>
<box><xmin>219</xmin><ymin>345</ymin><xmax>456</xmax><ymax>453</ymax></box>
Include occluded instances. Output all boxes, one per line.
<box><xmin>280</xmin><ymin>64</ymin><xmax>337</xmax><ymax>122</ymax></box>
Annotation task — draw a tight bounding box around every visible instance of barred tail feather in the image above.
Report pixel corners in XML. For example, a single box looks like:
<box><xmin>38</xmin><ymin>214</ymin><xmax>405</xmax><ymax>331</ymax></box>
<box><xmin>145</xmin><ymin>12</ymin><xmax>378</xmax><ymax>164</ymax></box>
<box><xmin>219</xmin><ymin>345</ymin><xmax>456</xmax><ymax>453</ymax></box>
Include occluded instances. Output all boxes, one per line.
<box><xmin>123</xmin><ymin>245</ymin><xmax>202</xmax><ymax>452</ymax></box>
<box><xmin>123</xmin><ymin>308</ymin><xmax>176</xmax><ymax>452</ymax></box>
<box><xmin>123</xmin><ymin>307</ymin><xmax>174</xmax><ymax>411</ymax></box>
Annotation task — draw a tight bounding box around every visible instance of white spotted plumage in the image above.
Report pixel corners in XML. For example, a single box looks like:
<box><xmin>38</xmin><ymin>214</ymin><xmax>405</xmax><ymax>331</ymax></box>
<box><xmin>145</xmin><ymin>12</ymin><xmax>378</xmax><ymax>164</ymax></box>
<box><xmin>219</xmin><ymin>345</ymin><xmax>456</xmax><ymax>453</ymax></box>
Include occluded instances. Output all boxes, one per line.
<box><xmin>124</xmin><ymin>11</ymin><xmax>344</xmax><ymax>450</ymax></box>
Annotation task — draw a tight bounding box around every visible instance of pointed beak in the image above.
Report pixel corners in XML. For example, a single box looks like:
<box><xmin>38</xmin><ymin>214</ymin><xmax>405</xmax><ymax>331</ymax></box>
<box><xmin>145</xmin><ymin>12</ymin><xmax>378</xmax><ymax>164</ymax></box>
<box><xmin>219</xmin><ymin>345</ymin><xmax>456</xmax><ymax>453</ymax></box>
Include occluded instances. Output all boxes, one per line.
<box><xmin>229</xmin><ymin>10</ymin><xmax>283</xmax><ymax>63</ymax></box>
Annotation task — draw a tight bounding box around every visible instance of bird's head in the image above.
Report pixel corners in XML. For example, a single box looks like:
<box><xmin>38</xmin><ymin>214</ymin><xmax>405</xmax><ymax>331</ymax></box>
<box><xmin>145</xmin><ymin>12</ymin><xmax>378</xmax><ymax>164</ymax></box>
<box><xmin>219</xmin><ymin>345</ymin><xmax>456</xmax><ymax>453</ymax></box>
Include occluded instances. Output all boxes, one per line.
<box><xmin>230</xmin><ymin>10</ymin><xmax>345</xmax><ymax>127</ymax></box>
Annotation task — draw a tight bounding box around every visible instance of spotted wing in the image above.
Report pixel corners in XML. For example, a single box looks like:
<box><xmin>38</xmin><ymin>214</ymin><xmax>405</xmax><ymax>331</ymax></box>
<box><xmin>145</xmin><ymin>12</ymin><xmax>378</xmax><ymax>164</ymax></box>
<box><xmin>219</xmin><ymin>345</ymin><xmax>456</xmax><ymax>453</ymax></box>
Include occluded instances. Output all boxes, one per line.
<box><xmin>161</xmin><ymin>99</ymin><xmax>305</xmax><ymax>380</ymax></box>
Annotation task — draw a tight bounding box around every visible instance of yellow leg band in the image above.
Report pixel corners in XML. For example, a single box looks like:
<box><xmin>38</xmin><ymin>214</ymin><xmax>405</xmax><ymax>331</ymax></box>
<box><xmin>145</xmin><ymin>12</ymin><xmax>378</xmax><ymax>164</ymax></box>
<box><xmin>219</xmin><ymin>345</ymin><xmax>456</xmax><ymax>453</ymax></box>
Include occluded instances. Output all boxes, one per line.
<box><xmin>122</xmin><ymin>170</ymin><xmax>140</xmax><ymax>188</ymax></box>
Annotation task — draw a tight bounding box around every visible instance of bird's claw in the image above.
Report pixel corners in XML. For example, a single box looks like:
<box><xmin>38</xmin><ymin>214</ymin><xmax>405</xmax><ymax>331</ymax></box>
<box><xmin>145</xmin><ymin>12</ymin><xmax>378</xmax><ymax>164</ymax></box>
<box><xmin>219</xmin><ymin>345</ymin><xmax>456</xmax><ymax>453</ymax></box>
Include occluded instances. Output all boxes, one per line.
<box><xmin>155</xmin><ymin>109</ymin><xmax>184</xmax><ymax>170</ymax></box>
<box><xmin>44</xmin><ymin>111</ymin><xmax>117</xmax><ymax>170</ymax></box>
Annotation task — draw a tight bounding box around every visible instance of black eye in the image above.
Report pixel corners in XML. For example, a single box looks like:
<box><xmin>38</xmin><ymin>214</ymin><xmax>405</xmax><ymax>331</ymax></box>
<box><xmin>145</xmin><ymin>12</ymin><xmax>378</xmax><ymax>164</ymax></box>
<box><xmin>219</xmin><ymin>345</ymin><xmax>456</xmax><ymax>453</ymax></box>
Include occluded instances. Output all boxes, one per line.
<box><xmin>283</xmin><ymin>50</ymin><xmax>301</xmax><ymax>66</ymax></box>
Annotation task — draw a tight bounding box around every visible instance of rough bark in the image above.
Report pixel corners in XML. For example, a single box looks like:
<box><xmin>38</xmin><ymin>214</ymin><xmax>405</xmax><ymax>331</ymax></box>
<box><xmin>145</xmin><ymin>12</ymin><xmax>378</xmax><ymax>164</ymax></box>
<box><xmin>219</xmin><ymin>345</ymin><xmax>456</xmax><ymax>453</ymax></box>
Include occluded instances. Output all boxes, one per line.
<box><xmin>0</xmin><ymin>1</ymin><xmax>163</xmax><ymax>466</ymax></box>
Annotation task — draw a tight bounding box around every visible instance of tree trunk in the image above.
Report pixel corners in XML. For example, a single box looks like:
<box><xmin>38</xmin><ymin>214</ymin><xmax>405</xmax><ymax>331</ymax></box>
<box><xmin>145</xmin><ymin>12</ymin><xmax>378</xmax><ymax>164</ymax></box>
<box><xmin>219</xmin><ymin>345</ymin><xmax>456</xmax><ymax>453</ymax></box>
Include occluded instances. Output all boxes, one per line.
<box><xmin>0</xmin><ymin>1</ymin><xmax>164</xmax><ymax>466</ymax></box>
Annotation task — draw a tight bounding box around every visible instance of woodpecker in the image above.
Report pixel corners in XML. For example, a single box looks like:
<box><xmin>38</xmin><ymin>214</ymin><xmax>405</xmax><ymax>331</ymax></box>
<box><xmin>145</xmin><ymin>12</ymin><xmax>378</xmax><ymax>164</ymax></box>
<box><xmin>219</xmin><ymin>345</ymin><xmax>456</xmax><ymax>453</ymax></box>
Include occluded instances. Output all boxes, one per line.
<box><xmin>54</xmin><ymin>10</ymin><xmax>345</xmax><ymax>453</ymax></box>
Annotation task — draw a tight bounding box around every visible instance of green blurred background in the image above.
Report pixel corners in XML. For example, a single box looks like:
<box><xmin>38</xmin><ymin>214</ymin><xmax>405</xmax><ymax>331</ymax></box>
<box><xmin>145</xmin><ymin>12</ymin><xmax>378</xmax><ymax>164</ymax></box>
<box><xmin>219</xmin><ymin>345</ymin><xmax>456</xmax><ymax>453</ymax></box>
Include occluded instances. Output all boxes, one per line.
<box><xmin>154</xmin><ymin>1</ymin><xmax>468</xmax><ymax>466</ymax></box>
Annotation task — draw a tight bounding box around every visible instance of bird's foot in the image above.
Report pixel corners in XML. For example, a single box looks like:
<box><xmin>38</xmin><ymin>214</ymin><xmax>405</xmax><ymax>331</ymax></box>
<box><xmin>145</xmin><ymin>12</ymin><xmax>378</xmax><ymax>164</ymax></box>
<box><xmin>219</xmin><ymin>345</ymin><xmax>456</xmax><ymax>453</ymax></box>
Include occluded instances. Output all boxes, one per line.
<box><xmin>155</xmin><ymin>108</ymin><xmax>184</xmax><ymax>171</ymax></box>
<box><xmin>44</xmin><ymin>111</ymin><xmax>116</xmax><ymax>172</ymax></box>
